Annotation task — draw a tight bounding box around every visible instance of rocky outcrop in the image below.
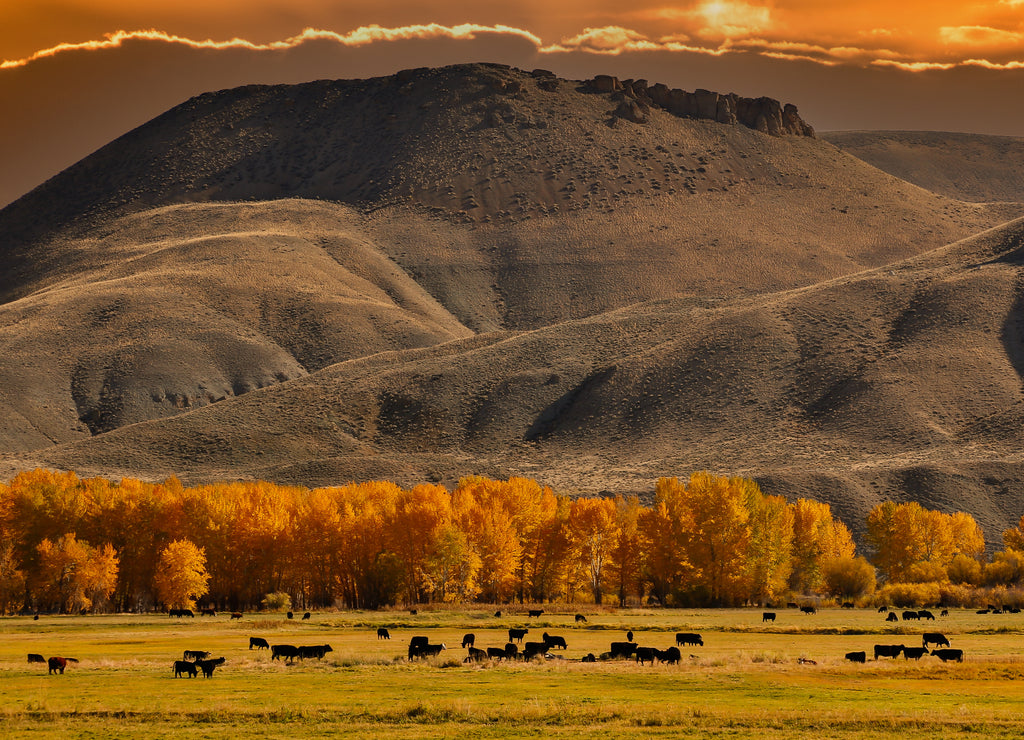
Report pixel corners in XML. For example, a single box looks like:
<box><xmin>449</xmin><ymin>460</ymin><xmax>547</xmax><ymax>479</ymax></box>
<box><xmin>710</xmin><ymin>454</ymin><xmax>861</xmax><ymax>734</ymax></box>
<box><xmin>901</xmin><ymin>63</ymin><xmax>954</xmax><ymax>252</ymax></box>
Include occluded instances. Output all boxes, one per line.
<box><xmin>596</xmin><ymin>77</ymin><xmax>814</xmax><ymax>136</ymax></box>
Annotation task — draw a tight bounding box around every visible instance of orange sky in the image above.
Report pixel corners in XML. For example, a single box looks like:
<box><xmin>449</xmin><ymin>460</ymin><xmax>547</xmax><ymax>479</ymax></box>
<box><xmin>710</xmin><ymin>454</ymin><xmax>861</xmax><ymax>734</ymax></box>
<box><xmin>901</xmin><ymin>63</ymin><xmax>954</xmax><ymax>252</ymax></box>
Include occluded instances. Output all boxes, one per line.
<box><xmin>5</xmin><ymin>0</ymin><xmax>1024</xmax><ymax>70</ymax></box>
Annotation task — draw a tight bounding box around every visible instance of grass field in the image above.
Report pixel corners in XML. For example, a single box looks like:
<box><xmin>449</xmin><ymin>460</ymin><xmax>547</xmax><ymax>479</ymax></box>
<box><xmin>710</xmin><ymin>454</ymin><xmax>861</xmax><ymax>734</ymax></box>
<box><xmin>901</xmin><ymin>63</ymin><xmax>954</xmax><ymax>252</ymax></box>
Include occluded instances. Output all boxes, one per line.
<box><xmin>4</xmin><ymin>606</ymin><xmax>1024</xmax><ymax>738</ymax></box>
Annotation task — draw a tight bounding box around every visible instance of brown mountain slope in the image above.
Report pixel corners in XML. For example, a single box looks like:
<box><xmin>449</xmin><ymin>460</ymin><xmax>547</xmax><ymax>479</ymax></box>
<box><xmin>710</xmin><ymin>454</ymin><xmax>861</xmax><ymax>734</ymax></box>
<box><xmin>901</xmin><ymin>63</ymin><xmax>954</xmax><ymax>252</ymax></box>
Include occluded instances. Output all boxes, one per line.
<box><xmin>7</xmin><ymin>216</ymin><xmax>1024</xmax><ymax>541</ymax></box>
<box><xmin>823</xmin><ymin>131</ymin><xmax>1024</xmax><ymax>204</ymax></box>
<box><xmin>1</xmin><ymin>65</ymin><xmax>1019</xmax><ymax>453</ymax></box>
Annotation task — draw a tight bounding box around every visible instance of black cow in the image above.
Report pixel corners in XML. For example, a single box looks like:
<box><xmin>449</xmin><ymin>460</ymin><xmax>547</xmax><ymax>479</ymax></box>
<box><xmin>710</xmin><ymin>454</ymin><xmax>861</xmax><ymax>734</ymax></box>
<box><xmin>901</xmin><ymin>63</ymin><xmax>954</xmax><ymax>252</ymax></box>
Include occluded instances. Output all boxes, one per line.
<box><xmin>918</xmin><ymin>610</ymin><xmax>935</xmax><ymax>621</ymax></box>
<box><xmin>610</xmin><ymin>641</ymin><xmax>637</xmax><ymax>658</ymax></box>
<box><xmin>508</xmin><ymin>628</ymin><xmax>529</xmax><ymax>643</ymax></box>
<box><xmin>522</xmin><ymin>641</ymin><xmax>549</xmax><ymax>660</ymax></box>
<box><xmin>487</xmin><ymin>647</ymin><xmax>507</xmax><ymax>660</ymax></box>
<box><xmin>977</xmin><ymin>609</ymin><xmax>991</xmax><ymax>614</ymax></box>
<box><xmin>762</xmin><ymin>612</ymin><xmax>776</xmax><ymax>623</ymax></box>
<box><xmin>462</xmin><ymin>633</ymin><xmax>475</xmax><ymax>648</ymax></box>
<box><xmin>528</xmin><ymin>609</ymin><xmax>544</xmax><ymax>618</ymax></box>
<box><xmin>249</xmin><ymin>637</ymin><xmax>270</xmax><ymax>650</ymax></box>
<box><xmin>874</xmin><ymin>644</ymin><xmax>904</xmax><ymax>659</ymax></box>
<box><xmin>901</xmin><ymin>647</ymin><xmax>928</xmax><ymax>660</ymax></box>
<box><xmin>886</xmin><ymin>612</ymin><xmax>898</xmax><ymax>622</ymax></box>
<box><xmin>932</xmin><ymin>648</ymin><xmax>964</xmax><ymax>662</ymax></box>
<box><xmin>410</xmin><ymin>642</ymin><xmax>446</xmax><ymax>659</ymax></box>
<box><xmin>845</xmin><ymin>651</ymin><xmax>866</xmax><ymax>663</ymax></box>
<box><xmin>27</xmin><ymin>653</ymin><xmax>45</xmax><ymax>663</ymax></box>
<box><xmin>940</xmin><ymin>609</ymin><xmax>949</xmax><ymax>617</ymax></box>
<box><xmin>657</xmin><ymin>647</ymin><xmax>681</xmax><ymax>664</ymax></box>
<box><xmin>298</xmin><ymin>644</ymin><xmax>332</xmax><ymax>660</ymax></box>
<box><xmin>575</xmin><ymin>614</ymin><xmax>587</xmax><ymax>623</ymax></box>
<box><xmin>183</xmin><ymin>650</ymin><xmax>210</xmax><ymax>661</ymax></box>
<box><xmin>303</xmin><ymin>612</ymin><xmax>311</xmax><ymax>620</ymax></box>
<box><xmin>494</xmin><ymin>610</ymin><xmax>502</xmax><ymax>617</ymax></box>
<box><xmin>902</xmin><ymin>611</ymin><xmax>920</xmax><ymax>621</ymax></box>
<box><xmin>877</xmin><ymin>606</ymin><xmax>889</xmax><ymax>613</ymax></box>
<box><xmin>409</xmin><ymin>609</ymin><xmax>418</xmax><ymax>615</ymax></box>
<box><xmin>504</xmin><ymin>643</ymin><xmax>519</xmax><ymax>660</ymax></box>
<box><xmin>635</xmin><ymin>647</ymin><xmax>658</xmax><ymax>665</ymax></box>
<box><xmin>230</xmin><ymin>612</ymin><xmax>243</xmax><ymax>620</ymax></box>
<box><xmin>800</xmin><ymin>606</ymin><xmax>817</xmax><ymax>615</ymax></box>
<box><xmin>581</xmin><ymin>653</ymin><xmax>597</xmax><ymax>663</ymax></box>
<box><xmin>466</xmin><ymin>647</ymin><xmax>488</xmax><ymax>663</ymax></box>
<box><xmin>287</xmin><ymin>612</ymin><xmax>293</xmax><ymax>619</ymax></box>
<box><xmin>842</xmin><ymin>602</ymin><xmax>855</xmax><ymax>609</ymax></box>
<box><xmin>377</xmin><ymin>627</ymin><xmax>391</xmax><ymax>640</ymax></box>
<box><xmin>197</xmin><ymin>657</ymin><xmax>226</xmax><ymax>677</ymax></box>
<box><xmin>173</xmin><ymin>660</ymin><xmax>197</xmax><ymax>678</ymax></box>
<box><xmin>543</xmin><ymin>632</ymin><xmax>567</xmax><ymax>649</ymax></box>
<box><xmin>271</xmin><ymin>644</ymin><xmax>299</xmax><ymax>662</ymax></box>
<box><xmin>675</xmin><ymin>633</ymin><xmax>703</xmax><ymax>647</ymax></box>
<box><xmin>923</xmin><ymin>633</ymin><xmax>950</xmax><ymax>648</ymax></box>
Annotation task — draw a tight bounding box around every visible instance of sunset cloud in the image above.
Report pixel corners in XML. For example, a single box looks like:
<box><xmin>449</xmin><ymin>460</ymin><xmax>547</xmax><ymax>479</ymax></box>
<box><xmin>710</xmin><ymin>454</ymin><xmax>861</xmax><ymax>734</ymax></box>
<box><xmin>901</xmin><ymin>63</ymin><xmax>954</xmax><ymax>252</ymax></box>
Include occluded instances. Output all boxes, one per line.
<box><xmin>939</xmin><ymin>25</ymin><xmax>1024</xmax><ymax>48</ymax></box>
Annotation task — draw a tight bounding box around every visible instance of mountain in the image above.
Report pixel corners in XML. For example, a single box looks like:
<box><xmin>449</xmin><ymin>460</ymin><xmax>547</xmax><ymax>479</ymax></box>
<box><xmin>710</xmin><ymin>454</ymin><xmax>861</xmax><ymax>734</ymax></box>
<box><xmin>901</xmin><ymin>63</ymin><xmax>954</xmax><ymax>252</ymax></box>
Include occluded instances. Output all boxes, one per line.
<box><xmin>2</xmin><ymin>64</ymin><xmax>1024</xmax><ymax>540</ymax></box>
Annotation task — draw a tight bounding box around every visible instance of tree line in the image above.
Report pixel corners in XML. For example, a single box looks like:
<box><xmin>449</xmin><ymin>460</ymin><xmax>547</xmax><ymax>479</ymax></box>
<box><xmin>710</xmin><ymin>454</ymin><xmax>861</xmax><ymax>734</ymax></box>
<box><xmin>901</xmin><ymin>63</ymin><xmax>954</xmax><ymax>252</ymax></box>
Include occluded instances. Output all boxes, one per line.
<box><xmin>0</xmin><ymin>468</ymin><xmax>1022</xmax><ymax>613</ymax></box>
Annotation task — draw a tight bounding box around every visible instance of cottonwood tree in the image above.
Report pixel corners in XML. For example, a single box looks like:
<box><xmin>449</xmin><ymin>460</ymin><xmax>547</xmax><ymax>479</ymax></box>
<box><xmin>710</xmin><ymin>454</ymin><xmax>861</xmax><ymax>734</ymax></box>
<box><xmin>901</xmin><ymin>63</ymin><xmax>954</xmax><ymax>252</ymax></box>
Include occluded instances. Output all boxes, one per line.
<box><xmin>35</xmin><ymin>533</ymin><xmax>118</xmax><ymax>613</ymax></box>
<box><xmin>565</xmin><ymin>497</ymin><xmax>619</xmax><ymax>604</ymax></box>
<box><xmin>153</xmin><ymin>539</ymin><xmax>209</xmax><ymax>610</ymax></box>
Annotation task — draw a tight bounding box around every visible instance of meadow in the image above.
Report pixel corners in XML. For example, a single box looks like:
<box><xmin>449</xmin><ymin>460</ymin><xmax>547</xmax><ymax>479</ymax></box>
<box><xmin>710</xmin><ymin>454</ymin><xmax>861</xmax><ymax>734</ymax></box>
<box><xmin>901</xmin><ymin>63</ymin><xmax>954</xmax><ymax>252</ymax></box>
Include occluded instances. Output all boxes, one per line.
<box><xmin>3</xmin><ymin>606</ymin><xmax>1024</xmax><ymax>738</ymax></box>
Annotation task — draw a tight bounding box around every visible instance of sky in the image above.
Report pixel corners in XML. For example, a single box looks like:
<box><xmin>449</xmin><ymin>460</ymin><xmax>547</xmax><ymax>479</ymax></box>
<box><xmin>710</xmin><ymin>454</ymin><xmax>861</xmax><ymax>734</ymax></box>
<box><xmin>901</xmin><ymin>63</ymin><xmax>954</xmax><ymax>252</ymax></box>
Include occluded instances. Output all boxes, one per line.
<box><xmin>4</xmin><ymin>0</ymin><xmax>1024</xmax><ymax>206</ymax></box>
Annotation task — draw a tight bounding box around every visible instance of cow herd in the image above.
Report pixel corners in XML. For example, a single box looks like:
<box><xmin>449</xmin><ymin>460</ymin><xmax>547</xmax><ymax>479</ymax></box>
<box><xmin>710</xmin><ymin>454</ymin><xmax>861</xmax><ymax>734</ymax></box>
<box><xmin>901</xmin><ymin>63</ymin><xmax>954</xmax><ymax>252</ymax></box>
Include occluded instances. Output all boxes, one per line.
<box><xmin>842</xmin><ymin>632</ymin><xmax>964</xmax><ymax>663</ymax></box>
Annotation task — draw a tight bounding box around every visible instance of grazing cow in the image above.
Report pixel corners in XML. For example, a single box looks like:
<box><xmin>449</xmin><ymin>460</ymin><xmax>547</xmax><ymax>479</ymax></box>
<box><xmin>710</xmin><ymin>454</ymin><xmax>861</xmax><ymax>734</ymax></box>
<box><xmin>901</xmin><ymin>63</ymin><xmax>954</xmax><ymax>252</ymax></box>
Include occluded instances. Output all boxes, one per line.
<box><xmin>873</xmin><ymin>644</ymin><xmax>904</xmax><ymax>660</ymax></box>
<box><xmin>885</xmin><ymin>612</ymin><xmax>898</xmax><ymax>622</ymax></box>
<box><xmin>230</xmin><ymin>612</ymin><xmax>243</xmax><ymax>620</ymax></box>
<box><xmin>918</xmin><ymin>610</ymin><xmax>935</xmax><ymax>621</ymax></box>
<box><xmin>183</xmin><ymin>650</ymin><xmax>210</xmax><ymax>661</ymax></box>
<box><xmin>410</xmin><ymin>642</ymin><xmax>446</xmax><ymax>659</ymax></box>
<box><xmin>675</xmin><ymin>633</ymin><xmax>703</xmax><ymax>647</ymax></box>
<box><xmin>901</xmin><ymin>647</ymin><xmax>928</xmax><ymax>660</ymax></box>
<box><xmin>407</xmin><ymin>636</ymin><xmax>429</xmax><ymax>660</ymax></box>
<box><xmin>842</xmin><ymin>602</ymin><xmax>855</xmax><ymax>609</ymax></box>
<box><xmin>462</xmin><ymin>633</ymin><xmax>475</xmax><ymax>648</ymax></box>
<box><xmin>543</xmin><ymin>632</ymin><xmax>567</xmax><ymax>650</ymax></box>
<box><xmin>197</xmin><ymin>657</ymin><xmax>226</xmax><ymax>677</ymax></box>
<box><xmin>800</xmin><ymin>606</ymin><xmax>817</xmax><ymax>615</ymax></box>
<box><xmin>173</xmin><ymin>660</ymin><xmax>197</xmax><ymax>678</ymax></box>
<box><xmin>932</xmin><ymin>648</ymin><xmax>964</xmax><ymax>662</ymax></box>
<box><xmin>626</xmin><ymin>631</ymin><xmax>634</xmax><ymax>642</ymax></box>
<box><xmin>845</xmin><ymin>651</ymin><xmax>866</xmax><ymax>663</ymax></box>
<box><xmin>581</xmin><ymin>653</ymin><xmax>597</xmax><ymax>663</ymax></box>
<box><xmin>271</xmin><ymin>644</ymin><xmax>299</xmax><ymax>662</ymax></box>
<box><xmin>298</xmin><ymin>644</ymin><xmax>333</xmax><ymax>660</ymax></box>
<box><xmin>494</xmin><ymin>610</ymin><xmax>502</xmax><ymax>618</ymax></box>
<box><xmin>610</xmin><ymin>641</ymin><xmax>637</xmax><ymax>659</ymax></box>
<box><xmin>528</xmin><ymin>609</ymin><xmax>544</xmax><ymax>618</ymax></box>
<box><xmin>940</xmin><ymin>609</ymin><xmax>949</xmax><ymax>617</ymax></box>
<box><xmin>249</xmin><ymin>637</ymin><xmax>270</xmax><ymax>650</ymax></box>
<box><xmin>877</xmin><ymin>606</ymin><xmax>889</xmax><ymax>613</ymax></box>
<box><xmin>287</xmin><ymin>612</ymin><xmax>293</xmax><ymax>619</ymax></box>
<box><xmin>200</xmin><ymin>608</ymin><xmax>216</xmax><ymax>616</ymax></box>
<box><xmin>922</xmin><ymin>633</ymin><xmax>950</xmax><ymax>648</ymax></box>
<box><xmin>504</xmin><ymin>643</ymin><xmax>519</xmax><ymax>660</ymax></box>
<box><xmin>657</xmin><ymin>647</ymin><xmax>682</xmax><ymax>664</ymax></box>
<box><xmin>303</xmin><ymin>612</ymin><xmax>311</xmax><ymax>620</ymax></box>
<box><xmin>169</xmin><ymin>608</ymin><xmax>182</xmax><ymax>617</ymax></box>
<box><xmin>466</xmin><ymin>647</ymin><xmax>488</xmax><ymax>663</ymax></box>
<box><xmin>762</xmin><ymin>612</ymin><xmax>776</xmax><ymax>623</ymax></box>
<box><xmin>487</xmin><ymin>647</ymin><xmax>507</xmax><ymax>660</ymax></box>
<box><xmin>47</xmin><ymin>657</ymin><xmax>77</xmax><ymax>675</ymax></box>
<box><xmin>522</xmin><ymin>641</ymin><xmax>549</xmax><ymax>661</ymax></box>
<box><xmin>635</xmin><ymin>647</ymin><xmax>659</xmax><ymax>665</ymax></box>
<box><xmin>902</xmin><ymin>611</ymin><xmax>920</xmax><ymax>621</ymax></box>
<box><xmin>409</xmin><ymin>609</ymin><xmax>418</xmax><ymax>615</ymax></box>
<box><xmin>377</xmin><ymin>627</ymin><xmax>391</xmax><ymax>640</ymax></box>
<box><xmin>575</xmin><ymin>614</ymin><xmax>587</xmax><ymax>623</ymax></box>
<box><xmin>508</xmin><ymin>628</ymin><xmax>529</xmax><ymax>643</ymax></box>
<box><xmin>977</xmin><ymin>609</ymin><xmax>991</xmax><ymax>614</ymax></box>
<box><xmin>27</xmin><ymin>654</ymin><xmax>45</xmax><ymax>664</ymax></box>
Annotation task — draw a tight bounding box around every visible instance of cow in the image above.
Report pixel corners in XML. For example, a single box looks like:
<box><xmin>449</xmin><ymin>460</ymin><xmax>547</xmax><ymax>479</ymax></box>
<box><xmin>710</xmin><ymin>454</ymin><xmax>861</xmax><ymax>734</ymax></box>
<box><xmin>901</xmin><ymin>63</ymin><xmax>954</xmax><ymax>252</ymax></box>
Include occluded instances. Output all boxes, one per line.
<box><xmin>523</xmin><ymin>641</ymin><xmax>549</xmax><ymax>660</ymax></box>
<box><xmin>180</xmin><ymin>609</ymin><xmax>194</xmax><ymax>618</ymax></box>
<box><xmin>508</xmin><ymin>628</ymin><xmax>528</xmax><ymax>643</ymax></box>
<box><xmin>465</xmin><ymin>647</ymin><xmax>488</xmax><ymax>663</ymax></box>
<box><xmin>842</xmin><ymin>602</ymin><xmax>855</xmax><ymax>609</ymax></box>
<box><xmin>923</xmin><ymin>633</ymin><xmax>950</xmax><ymax>648</ymax></box>
<box><xmin>409</xmin><ymin>609</ymin><xmax>418</xmax><ymax>615</ymax></box>
<box><xmin>494</xmin><ymin>610</ymin><xmax>502</xmax><ymax>618</ymax></box>
<box><xmin>635</xmin><ymin>647</ymin><xmax>659</xmax><ymax>665</ymax></box>
<box><xmin>528</xmin><ymin>609</ymin><xmax>544</xmax><ymax>618</ymax></box>
<box><xmin>230</xmin><ymin>612</ymin><xmax>243</xmax><ymax>620</ymax></box>
<box><xmin>27</xmin><ymin>653</ymin><xmax>45</xmax><ymax>663</ymax></box>
<box><xmin>901</xmin><ymin>647</ymin><xmax>928</xmax><ymax>660</ymax></box>
<box><xmin>410</xmin><ymin>643</ymin><xmax>446</xmax><ymax>659</ymax></box>
<box><xmin>977</xmin><ymin>609</ymin><xmax>991</xmax><ymax>614</ymax></box>
<box><xmin>581</xmin><ymin>653</ymin><xmax>597</xmax><ymax>663</ymax></box>
<box><xmin>462</xmin><ymin>633</ymin><xmax>475</xmax><ymax>648</ymax></box>
<box><xmin>287</xmin><ymin>612</ymin><xmax>293</xmax><ymax>619</ymax></box>
<box><xmin>940</xmin><ymin>609</ymin><xmax>949</xmax><ymax>617</ymax></box>
<box><xmin>675</xmin><ymin>633</ymin><xmax>703</xmax><ymax>647</ymax></box>
<box><xmin>183</xmin><ymin>650</ymin><xmax>210</xmax><ymax>661</ymax></box>
<box><xmin>303</xmin><ymin>612</ymin><xmax>311</xmax><ymax>620</ymax></box>
<box><xmin>487</xmin><ymin>647</ymin><xmax>507</xmax><ymax>660</ymax></box>
<box><xmin>543</xmin><ymin>632</ymin><xmax>567</xmax><ymax>650</ymax></box>
<box><xmin>657</xmin><ymin>647</ymin><xmax>681</xmax><ymax>664</ymax></box>
<box><xmin>845</xmin><ymin>651</ymin><xmax>866</xmax><ymax>663</ymax></box>
<box><xmin>762</xmin><ymin>612</ymin><xmax>776</xmax><ymax>623</ymax></box>
<box><xmin>610</xmin><ymin>642</ymin><xmax>637</xmax><ymax>659</ymax></box>
<box><xmin>504</xmin><ymin>643</ymin><xmax>519</xmax><ymax>660</ymax></box>
<box><xmin>408</xmin><ymin>636</ymin><xmax>429</xmax><ymax>660</ymax></box>
<box><xmin>197</xmin><ymin>657</ymin><xmax>226</xmax><ymax>677</ymax></box>
<box><xmin>47</xmin><ymin>657</ymin><xmax>77</xmax><ymax>674</ymax></box>
<box><xmin>173</xmin><ymin>660</ymin><xmax>197</xmax><ymax>678</ymax></box>
<box><xmin>298</xmin><ymin>644</ymin><xmax>332</xmax><ymax>660</ymax></box>
<box><xmin>249</xmin><ymin>637</ymin><xmax>270</xmax><ymax>650</ymax></box>
<box><xmin>877</xmin><ymin>606</ymin><xmax>889</xmax><ymax>613</ymax></box>
<box><xmin>271</xmin><ymin>644</ymin><xmax>299</xmax><ymax>662</ymax></box>
<box><xmin>918</xmin><ymin>610</ymin><xmax>935</xmax><ymax>621</ymax></box>
<box><xmin>932</xmin><ymin>648</ymin><xmax>964</xmax><ymax>662</ymax></box>
<box><xmin>800</xmin><ymin>606</ymin><xmax>817</xmax><ymax>615</ymax></box>
<box><xmin>885</xmin><ymin>612</ymin><xmax>898</xmax><ymax>622</ymax></box>
<box><xmin>873</xmin><ymin>644</ymin><xmax>904</xmax><ymax>660</ymax></box>
<box><xmin>575</xmin><ymin>614</ymin><xmax>587</xmax><ymax>623</ymax></box>
<box><xmin>377</xmin><ymin>627</ymin><xmax>391</xmax><ymax>640</ymax></box>
<box><xmin>200</xmin><ymin>608</ymin><xmax>216</xmax><ymax>616</ymax></box>
<box><xmin>902</xmin><ymin>611</ymin><xmax>920</xmax><ymax>621</ymax></box>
